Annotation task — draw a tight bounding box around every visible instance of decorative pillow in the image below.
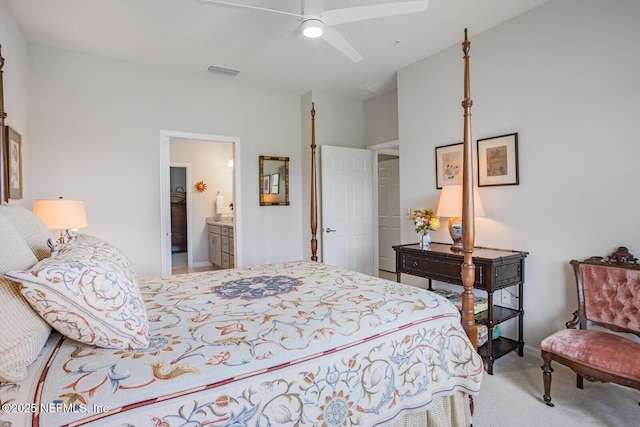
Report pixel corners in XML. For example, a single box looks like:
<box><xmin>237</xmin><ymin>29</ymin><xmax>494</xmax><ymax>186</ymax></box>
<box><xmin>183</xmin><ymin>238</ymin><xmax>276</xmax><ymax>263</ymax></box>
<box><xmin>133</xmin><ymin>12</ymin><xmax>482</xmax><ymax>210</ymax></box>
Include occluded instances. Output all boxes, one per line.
<box><xmin>5</xmin><ymin>234</ymin><xmax>149</xmax><ymax>350</ymax></box>
<box><xmin>0</xmin><ymin>213</ymin><xmax>51</xmax><ymax>382</ymax></box>
<box><xmin>0</xmin><ymin>204</ymin><xmax>54</xmax><ymax>260</ymax></box>
<box><xmin>66</xmin><ymin>233</ymin><xmax>136</xmax><ymax>272</ymax></box>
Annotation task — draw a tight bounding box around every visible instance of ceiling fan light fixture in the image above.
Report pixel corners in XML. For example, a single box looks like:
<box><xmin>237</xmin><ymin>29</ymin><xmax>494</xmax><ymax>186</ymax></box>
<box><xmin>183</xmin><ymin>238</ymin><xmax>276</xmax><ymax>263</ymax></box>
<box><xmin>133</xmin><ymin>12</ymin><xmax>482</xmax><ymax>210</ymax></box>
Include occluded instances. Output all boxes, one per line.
<box><xmin>302</xmin><ymin>19</ymin><xmax>324</xmax><ymax>38</ymax></box>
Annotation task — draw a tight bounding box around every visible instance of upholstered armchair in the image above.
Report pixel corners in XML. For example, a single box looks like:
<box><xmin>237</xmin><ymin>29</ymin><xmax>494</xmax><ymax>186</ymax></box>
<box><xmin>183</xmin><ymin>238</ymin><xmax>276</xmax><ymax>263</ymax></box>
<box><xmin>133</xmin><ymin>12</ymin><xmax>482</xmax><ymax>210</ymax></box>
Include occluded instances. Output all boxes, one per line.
<box><xmin>540</xmin><ymin>246</ymin><xmax>640</xmax><ymax>407</ymax></box>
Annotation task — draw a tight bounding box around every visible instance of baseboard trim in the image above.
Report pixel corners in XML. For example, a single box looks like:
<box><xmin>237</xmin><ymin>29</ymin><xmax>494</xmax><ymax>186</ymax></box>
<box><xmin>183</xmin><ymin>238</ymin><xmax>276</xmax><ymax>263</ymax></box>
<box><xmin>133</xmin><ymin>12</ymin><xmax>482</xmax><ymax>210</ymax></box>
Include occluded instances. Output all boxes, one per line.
<box><xmin>523</xmin><ymin>343</ymin><xmax>540</xmax><ymax>358</ymax></box>
<box><xmin>191</xmin><ymin>261</ymin><xmax>213</xmax><ymax>268</ymax></box>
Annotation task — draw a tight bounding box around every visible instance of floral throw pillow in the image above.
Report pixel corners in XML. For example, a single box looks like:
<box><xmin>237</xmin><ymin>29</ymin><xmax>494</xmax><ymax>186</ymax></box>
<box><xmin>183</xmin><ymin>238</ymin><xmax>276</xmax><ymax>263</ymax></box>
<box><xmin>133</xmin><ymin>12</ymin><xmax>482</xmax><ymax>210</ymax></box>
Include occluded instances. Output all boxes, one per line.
<box><xmin>5</xmin><ymin>234</ymin><xmax>149</xmax><ymax>349</ymax></box>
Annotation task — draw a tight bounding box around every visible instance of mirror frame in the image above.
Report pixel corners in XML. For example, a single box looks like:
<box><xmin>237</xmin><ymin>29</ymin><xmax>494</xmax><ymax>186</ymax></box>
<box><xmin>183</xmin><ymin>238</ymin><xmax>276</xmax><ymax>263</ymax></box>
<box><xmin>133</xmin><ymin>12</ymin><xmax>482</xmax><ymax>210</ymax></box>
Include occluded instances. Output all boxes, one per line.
<box><xmin>259</xmin><ymin>155</ymin><xmax>289</xmax><ymax>206</ymax></box>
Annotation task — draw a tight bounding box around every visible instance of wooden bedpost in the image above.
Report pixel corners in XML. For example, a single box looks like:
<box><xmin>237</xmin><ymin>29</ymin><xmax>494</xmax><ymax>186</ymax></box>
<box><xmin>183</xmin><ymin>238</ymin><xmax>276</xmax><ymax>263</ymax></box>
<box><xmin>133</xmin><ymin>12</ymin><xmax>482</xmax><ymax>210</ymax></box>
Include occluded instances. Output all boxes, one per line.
<box><xmin>310</xmin><ymin>103</ymin><xmax>318</xmax><ymax>261</ymax></box>
<box><xmin>461</xmin><ymin>29</ymin><xmax>478</xmax><ymax>348</ymax></box>
<box><xmin>0</xmin><ymin>45</ymin><xmax>7</xmax><ymax>203</ymax></box>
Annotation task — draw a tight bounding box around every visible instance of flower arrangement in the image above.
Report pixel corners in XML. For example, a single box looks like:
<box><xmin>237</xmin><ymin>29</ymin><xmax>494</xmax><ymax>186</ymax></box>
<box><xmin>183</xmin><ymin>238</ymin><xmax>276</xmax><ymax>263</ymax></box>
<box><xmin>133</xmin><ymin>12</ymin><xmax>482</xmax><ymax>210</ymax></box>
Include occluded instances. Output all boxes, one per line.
<box><xmin>412</xmin><ymin>209</ymin><xmax>440</xmax><ymax>234</ymax></box>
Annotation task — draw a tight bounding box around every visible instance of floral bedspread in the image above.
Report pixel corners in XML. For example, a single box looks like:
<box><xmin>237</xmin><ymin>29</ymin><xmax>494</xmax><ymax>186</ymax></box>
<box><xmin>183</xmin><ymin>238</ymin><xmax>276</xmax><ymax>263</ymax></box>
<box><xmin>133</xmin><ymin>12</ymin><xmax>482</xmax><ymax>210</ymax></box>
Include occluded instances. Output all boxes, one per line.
<box><xmin>0</xmin><ymin>261</ymin><xmax>482</xmax><ymax>426</ymax></box>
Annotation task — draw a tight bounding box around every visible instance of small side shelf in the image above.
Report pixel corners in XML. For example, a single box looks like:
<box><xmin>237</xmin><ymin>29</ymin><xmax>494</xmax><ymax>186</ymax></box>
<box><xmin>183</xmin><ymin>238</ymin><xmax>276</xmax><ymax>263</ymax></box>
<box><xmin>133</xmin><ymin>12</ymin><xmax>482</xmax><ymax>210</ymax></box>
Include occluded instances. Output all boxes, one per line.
<box><xmin>475</xmin><ymin>305</ymin><xmax>521</xmax><ymax>326</ymax></box>
<box><xmin>393</xmin><ymin>242</ymin><xmax>528</xmax><ymax>374</ymax></box>
<box><xmin>478</xmin><ymin>336</ymin><xmax>522</xmax><ymax>361</ymax></box>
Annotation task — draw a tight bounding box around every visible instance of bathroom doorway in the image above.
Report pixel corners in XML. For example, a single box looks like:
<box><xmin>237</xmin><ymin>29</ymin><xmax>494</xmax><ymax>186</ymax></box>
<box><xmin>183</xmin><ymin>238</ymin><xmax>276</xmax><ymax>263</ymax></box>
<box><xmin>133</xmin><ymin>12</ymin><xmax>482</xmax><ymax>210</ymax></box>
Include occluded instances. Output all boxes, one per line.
<box><xmin>159</xmin><ymin>130</ymin><xmax>242</xmax><ymax>276</ymax></box>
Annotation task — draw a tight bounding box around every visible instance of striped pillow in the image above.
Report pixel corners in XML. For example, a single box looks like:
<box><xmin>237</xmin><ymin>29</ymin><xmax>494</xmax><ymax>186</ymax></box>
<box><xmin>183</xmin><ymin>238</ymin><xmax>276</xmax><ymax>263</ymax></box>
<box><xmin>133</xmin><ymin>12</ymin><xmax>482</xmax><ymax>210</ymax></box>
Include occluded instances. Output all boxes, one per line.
<box><xmin>0</xmin><ymin>213</ymin><xmax>51</xmax><ymax>382</ymax></box>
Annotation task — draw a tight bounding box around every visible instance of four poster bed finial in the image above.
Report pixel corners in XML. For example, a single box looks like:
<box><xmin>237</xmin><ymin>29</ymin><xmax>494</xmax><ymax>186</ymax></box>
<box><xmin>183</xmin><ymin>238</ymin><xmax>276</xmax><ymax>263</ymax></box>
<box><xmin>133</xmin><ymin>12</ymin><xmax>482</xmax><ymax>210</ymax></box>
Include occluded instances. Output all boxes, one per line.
<box><xmin>307</xmin><ymin>30</ymin><xmax>479</xmax><ymax>347</ymax></box>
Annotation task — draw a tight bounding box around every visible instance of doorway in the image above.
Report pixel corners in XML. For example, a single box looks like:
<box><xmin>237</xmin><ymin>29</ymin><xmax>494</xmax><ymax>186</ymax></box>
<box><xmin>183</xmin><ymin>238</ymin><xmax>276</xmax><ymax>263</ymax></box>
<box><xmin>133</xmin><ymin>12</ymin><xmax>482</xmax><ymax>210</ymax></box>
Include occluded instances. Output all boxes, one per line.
<box><xmin>377</xmin><ymin>155</ymin><xmax>400</xmax><ymax>280</ymax></box>
<box><xmin>159</xmin><ymin>130</ymin><xmax>243</xmax><ymax>276</ymax></box>
<box><xmin>319</xmin><ymin>142</ymin><xmax>400</xmax><ymax>279</ymax></box>
<box><xmin>368</xmin><ymin>140</ymin><xmax>400</xmax><ymax>280</ymax></box>
<box><xmin>169</xmin><ymin>165</ymin><xmax>189</xmax><ymax>272</ymax></box>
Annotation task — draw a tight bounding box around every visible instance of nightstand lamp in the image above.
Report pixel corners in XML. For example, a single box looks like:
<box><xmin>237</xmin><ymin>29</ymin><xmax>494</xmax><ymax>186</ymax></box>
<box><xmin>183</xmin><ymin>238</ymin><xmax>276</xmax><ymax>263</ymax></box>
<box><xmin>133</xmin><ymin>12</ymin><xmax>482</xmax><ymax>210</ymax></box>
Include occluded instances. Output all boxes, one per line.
<box><xmin>33</xmin><ymin>198</ymin><xmax>88</xmax><ymax>244</ymax></box>
<box><xmin>436</xmin><ymin>185</ymin><xmax>484</xmax><ymax>251</ymax></box>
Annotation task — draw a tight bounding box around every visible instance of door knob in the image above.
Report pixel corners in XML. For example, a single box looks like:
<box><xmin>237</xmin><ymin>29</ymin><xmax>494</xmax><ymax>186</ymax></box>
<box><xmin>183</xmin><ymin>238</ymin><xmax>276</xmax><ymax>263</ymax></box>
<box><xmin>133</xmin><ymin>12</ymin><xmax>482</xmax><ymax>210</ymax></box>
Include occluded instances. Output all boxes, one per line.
<box><xmin>325</xmin><ymin>227</ymin><xmax>336</xmax><ymax>233</ymax></box>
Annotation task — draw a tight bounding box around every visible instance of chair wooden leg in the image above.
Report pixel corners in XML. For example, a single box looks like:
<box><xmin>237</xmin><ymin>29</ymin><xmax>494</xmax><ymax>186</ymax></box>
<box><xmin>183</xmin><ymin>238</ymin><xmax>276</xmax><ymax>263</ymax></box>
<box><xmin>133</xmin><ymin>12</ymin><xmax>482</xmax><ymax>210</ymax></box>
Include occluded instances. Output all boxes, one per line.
<box><xmin>541</xmin><ymin>353</ymin><xmax>555</xmax><ymax>407</ymax></box>
<box><xmin>576</xmin><ymin>373</ymin><xmax>584</xmax><ymax>389</ymax></box>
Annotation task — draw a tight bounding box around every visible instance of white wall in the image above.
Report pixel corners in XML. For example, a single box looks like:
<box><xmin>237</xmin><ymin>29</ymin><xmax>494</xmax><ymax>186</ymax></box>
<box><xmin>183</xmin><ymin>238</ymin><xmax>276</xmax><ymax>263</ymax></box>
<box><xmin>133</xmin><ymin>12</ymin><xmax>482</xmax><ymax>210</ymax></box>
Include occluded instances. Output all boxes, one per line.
<box><xmin>170</xmin><ymin>139</ymin><xmax>233</xmax><ymax>265</ymax></box>
<box><xmin>365</xmin><ymin>89</ymin><xmax>399</xmax><ymax>145</ymax></box>
<box><xmin>308</xmin><ymin>91</ymin><xmax>366</xmax><ymax>149</ymax></box>
<box><xmin>27</xmin><ymin>45</ymin><xmax>303</xmax><ymax>276</ymax></box>
<box><xmin>0</xmin><ymin>0</ymin><xmax>31</xmax><ymax>209</ymax></box>
<box><xmin>397</xmin><ymin>0</ymin><xmax>640</xmax><ymax>346</ymax></box>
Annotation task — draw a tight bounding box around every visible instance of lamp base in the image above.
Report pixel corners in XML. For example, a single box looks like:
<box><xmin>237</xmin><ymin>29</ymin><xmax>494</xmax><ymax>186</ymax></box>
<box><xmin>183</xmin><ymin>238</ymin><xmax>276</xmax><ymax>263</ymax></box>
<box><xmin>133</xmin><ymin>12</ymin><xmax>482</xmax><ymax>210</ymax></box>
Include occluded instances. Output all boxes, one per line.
<box><xmin>57</xmin><ymin>229</ymin><xmax>72</xmax><ymax>244</ymax></box>
<box><xmin>448</xmin><ymin>217</ymin><xmax>464</xmax><ymax>252</ymax></box>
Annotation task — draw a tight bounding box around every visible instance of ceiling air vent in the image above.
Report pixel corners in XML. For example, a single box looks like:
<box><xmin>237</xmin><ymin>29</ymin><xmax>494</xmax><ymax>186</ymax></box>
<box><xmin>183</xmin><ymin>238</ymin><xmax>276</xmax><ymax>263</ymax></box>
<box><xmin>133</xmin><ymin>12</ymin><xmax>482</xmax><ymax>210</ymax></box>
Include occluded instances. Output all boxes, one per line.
<box><xmin>360</xmin><ymin>81</ymin><xmax>385</xmax><ymax>94</ymax></box>
<box><xmin>207</xmin><ymin>65</ymin><xmax>240</xmax><ymax>76</ymax></box>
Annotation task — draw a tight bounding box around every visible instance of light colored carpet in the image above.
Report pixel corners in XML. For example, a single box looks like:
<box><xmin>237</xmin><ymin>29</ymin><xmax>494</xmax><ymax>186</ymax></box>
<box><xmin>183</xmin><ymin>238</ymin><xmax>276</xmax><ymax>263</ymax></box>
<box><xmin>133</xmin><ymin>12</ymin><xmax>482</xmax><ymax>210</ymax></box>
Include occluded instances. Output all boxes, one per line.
<box><xmin>472</xmin><ymin>346</ymin><xmax>639</xmax><ymax>427</ymax></box>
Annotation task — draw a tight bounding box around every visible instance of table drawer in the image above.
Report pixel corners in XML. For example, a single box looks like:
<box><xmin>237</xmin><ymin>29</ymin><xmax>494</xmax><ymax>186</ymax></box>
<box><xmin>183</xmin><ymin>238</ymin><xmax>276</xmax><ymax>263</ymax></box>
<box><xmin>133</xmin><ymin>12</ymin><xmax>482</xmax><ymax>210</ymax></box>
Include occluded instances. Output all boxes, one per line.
<box><xmin>494</xmin><ymin>261</ymin><xmax>523</xmax><ymax>289</ymax></box>
<box><xmin>401</xmin><ymin>254</ymin><xmax>483</xmax><ymax>285</ymax></box>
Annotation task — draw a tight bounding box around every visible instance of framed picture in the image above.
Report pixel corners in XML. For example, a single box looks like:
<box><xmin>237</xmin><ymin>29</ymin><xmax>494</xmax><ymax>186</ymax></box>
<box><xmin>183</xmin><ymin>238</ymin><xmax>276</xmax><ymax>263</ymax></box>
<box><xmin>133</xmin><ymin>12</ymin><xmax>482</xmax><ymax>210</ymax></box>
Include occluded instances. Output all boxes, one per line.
<box><xmin>435</xmin><ymin>142</ymin><xmax>463</xmax><ymax>189</ymax></box>
<box><xmin>476</xmin><ymin>133</ymin><xmax>519</xmax><ymax>187</ymax></box>
<box><xmin>270</xmin><ymin>173</ymin><xmax>280</xmax><ymax>194</ymax></box>
<box><xmin>262</xmin><ymin>175</ymin><xmax>271</xmax><ymax>194</ymax></box>
<box><xmin>5</xmin><ymin>126</ymin><xmax>22</xmax><ymax>199</ymax></box>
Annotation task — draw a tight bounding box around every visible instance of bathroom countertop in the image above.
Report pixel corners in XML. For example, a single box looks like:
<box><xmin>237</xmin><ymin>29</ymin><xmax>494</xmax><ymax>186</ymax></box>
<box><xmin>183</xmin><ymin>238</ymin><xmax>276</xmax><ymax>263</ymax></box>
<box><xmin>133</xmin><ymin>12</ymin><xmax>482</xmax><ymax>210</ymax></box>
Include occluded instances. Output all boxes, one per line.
<box><xmin>206</xmin><ymin>217</ymin><xmax>234</xmax><ymax>227</ymax></box>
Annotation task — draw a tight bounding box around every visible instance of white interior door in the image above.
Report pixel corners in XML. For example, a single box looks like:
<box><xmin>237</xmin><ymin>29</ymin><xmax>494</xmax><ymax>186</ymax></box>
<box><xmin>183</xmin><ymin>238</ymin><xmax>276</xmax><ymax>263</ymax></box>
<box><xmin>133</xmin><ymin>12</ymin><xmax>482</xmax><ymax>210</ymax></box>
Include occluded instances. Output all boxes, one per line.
<box><xmin>321</xmin><ymin>145</ymin><xmax>374</xmax><ymax>276</ymax></box>
<box><xmin>378</xmin><ymin>157</ymin><xmax>400</xmax><ymax>272</ymax></box>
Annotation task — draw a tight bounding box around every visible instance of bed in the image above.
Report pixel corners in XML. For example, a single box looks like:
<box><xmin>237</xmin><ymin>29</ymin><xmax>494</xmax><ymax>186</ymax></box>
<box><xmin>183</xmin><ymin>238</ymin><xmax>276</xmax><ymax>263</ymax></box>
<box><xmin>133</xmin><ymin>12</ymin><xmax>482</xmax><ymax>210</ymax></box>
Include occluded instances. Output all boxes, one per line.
<box><xmin>0</xmin><ymin>31</ymin><xmax>482</xmax><ymax>426</ymax></box>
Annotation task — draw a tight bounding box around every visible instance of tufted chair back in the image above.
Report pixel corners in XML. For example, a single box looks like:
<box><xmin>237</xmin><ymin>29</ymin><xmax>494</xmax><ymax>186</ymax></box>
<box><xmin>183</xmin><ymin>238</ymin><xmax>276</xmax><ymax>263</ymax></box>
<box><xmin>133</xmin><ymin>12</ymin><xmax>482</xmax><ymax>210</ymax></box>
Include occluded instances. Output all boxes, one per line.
<box><xmin>573</xmin><ymin>259</ymin><xmax>640</xmax><ymax>336</ymax></box>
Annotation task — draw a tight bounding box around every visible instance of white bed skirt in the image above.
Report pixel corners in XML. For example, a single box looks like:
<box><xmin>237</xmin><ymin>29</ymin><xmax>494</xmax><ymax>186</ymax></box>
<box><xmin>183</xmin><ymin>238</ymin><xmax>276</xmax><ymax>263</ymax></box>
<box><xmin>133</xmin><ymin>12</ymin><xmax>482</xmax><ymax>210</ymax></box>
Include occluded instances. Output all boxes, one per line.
<box><xmin>392</xmin><ymin>391</ymin><xmax>471</xmax><ymax>427</ymax></box>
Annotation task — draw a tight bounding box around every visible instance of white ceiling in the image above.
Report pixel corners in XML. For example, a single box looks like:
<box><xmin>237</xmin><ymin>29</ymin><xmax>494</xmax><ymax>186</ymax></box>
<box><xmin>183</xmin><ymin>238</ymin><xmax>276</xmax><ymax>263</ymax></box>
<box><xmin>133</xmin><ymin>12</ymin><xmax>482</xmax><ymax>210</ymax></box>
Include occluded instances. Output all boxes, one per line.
<box><xmin>8</xmin><ymin>0</ymin><xmax>550</xmax><ymax>100</ymax></box>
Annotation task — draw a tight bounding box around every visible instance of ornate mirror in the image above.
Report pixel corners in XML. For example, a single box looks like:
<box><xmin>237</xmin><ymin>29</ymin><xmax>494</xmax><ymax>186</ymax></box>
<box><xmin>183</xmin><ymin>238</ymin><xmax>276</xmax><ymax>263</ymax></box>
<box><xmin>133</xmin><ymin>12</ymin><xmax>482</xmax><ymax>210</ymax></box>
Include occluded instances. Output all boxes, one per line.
<box><xmin>259</xmin><ymin>155</ymin><xmax>289</xmax><ymax>206</ymax></box>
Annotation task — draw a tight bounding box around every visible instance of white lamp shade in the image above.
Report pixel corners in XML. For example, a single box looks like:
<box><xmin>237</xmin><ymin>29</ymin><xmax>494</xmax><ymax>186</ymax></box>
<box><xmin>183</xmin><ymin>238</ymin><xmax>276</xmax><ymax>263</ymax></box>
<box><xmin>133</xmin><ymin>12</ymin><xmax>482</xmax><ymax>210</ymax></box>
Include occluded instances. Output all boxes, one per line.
<box><xmin>436</xmin><ymin>185</ymin><xmax>485</xmax><ymax>218</ymax></box>
<box><xmin>33</xmin><ymin>199</ymin><xmax>88</xmax><ymax>230</ymax></box>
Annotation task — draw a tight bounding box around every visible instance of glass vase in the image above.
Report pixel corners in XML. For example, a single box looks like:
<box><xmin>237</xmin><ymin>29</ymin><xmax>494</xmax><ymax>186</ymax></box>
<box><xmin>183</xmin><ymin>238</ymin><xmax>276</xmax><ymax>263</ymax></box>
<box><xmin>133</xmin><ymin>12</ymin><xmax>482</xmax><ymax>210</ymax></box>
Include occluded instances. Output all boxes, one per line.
<box><xmin>420</xmin><ymin>231</ymin><xmax>432</xmax><ymax>250</ymax></box>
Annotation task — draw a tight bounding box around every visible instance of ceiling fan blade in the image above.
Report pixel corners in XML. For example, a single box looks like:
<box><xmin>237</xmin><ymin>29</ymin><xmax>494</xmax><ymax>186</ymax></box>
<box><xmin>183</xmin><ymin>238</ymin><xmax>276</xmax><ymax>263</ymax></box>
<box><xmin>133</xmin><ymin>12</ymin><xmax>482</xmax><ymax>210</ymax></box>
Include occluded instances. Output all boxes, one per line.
<box><xmin>323</xmin><ymin>0</ymin><xmax>428</xmax><ymax>26</ymax></box>
<box><xmin>322</xmin><ymin>26</ymin><xmax>363</xmax><ymax>63</ymax></box>
<box><xmin>198</xmin><ymin>0</ymin><xmax>305</xmax><ymax>21</ymax></box>
<box><xmin>252</xmin><ymin>24</ymin><xmax>299</xmax><ymax>63</ymax></box>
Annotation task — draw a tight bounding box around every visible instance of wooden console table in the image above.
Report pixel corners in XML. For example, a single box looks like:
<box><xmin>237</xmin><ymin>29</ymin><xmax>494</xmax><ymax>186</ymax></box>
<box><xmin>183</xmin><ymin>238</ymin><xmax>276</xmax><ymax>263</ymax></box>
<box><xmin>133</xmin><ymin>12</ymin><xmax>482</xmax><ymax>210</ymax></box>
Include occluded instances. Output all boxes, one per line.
<box><xmin>393</xmin><ymin>243</ymin><xmax>528</xmax><ymax>374</ymax></box>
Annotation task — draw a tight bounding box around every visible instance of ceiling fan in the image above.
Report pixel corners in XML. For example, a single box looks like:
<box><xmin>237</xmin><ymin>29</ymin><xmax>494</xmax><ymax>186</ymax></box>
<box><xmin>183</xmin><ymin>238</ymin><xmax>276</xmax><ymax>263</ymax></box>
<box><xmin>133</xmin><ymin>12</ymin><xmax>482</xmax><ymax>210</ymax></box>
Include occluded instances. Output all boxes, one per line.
<box><xmin>199</xmin><ymin>0</ymin><xmax>429</xmax><ymax>63</ymax></box>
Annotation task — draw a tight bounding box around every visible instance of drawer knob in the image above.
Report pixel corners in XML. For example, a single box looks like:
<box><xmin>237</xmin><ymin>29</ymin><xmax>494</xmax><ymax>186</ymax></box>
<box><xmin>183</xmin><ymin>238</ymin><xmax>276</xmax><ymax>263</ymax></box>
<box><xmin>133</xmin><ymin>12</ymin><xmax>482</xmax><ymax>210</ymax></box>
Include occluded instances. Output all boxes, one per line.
<box><xmin>412</xmin><ymin>261</ymin><xmax>418</xmax><ymax>267</ymax></box>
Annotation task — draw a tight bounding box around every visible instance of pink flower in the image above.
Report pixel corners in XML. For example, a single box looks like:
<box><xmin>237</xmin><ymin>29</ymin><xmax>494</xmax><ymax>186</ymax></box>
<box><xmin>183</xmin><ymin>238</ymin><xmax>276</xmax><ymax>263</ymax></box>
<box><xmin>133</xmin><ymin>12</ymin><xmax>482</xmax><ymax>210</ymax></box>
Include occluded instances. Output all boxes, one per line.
<box><xmin>190</xmin><ymin>313</ymin><xmax>212</xmax><ymax>323</ymax></box>
<box><xmin>310</xmin><ymin>328</ymin><xmax>336</xmax><ymax>342</ymax></box>
<box><xmin>206</xmin><ymin>351</ymin><xmax>230</xmax><ymax>365</ymax></box>
<box><xmin>215</xmin><ymin>323</ymin><xmax>246</xmax><ymax>335</ymax></box>
<box><xmin>347</xmin><ymin>294</ymin><xmax>370</xmax><ymax>304</ymax></box>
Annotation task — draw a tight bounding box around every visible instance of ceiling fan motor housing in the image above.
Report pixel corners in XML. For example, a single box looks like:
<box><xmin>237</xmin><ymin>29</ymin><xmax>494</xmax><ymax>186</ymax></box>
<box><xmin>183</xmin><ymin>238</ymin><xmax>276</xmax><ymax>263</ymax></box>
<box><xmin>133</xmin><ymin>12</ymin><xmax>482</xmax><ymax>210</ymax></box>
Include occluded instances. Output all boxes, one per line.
<box><xmin>301</xmin><ymin>19</ymin><xmax>324</xmax><ymax>38</ymax></box>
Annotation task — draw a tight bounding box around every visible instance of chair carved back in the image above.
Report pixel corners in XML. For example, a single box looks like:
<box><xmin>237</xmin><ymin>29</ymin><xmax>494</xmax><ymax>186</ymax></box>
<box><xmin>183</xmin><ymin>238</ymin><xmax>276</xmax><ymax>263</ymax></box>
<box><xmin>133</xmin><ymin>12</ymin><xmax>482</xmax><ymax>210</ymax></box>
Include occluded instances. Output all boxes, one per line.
<box><xmin>571</xmin><ymin>246</ymin><xmax>640</xmax><ymax>337</ymax></box>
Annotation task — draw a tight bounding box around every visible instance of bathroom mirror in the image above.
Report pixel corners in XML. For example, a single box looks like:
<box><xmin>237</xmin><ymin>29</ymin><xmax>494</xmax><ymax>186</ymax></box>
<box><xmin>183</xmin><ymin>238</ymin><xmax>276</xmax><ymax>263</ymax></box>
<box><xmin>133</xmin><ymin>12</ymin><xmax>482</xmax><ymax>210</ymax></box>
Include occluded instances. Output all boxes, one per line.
<box><xmin>259</xmin><ymin>155</ymin><xmax>289</xmax><ymax>206</ymax></box>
